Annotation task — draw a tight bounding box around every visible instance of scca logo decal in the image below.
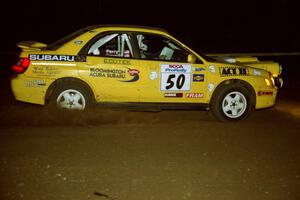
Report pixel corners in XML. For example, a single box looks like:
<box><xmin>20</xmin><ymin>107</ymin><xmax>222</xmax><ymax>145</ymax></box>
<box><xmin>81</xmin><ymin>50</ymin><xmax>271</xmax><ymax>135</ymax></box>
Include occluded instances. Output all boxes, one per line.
<box><xmin>169</xmin><ymin>64</ymin><xmax>183</xmax><ymax>68</ymax></box>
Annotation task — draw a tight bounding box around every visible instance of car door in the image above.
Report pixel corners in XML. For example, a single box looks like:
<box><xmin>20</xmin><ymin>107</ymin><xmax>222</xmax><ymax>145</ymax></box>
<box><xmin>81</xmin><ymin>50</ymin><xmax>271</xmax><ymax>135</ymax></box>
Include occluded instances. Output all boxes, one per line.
<box><xmin>134</xmin><ymin>33</ymin><xmax>207</xmax><ymax>103</ymax></box>
<box><xmin>77</xmin><ymin>32</ymin><xmax>143</xmax><ymax>102</ymax></box>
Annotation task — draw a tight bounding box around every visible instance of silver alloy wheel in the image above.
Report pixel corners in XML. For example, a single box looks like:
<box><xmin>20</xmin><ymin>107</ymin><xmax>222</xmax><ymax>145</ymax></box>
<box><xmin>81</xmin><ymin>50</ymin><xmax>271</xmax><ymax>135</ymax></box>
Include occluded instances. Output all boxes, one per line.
<box><xmin>222</xmin><ymin>91</ymin><xmax>247</xmax><ymax>119</ymax></box>
<box><xmin>56</xmin><ymin>89</ymin><xmax>86</xmax><ymax>110</ymax></box>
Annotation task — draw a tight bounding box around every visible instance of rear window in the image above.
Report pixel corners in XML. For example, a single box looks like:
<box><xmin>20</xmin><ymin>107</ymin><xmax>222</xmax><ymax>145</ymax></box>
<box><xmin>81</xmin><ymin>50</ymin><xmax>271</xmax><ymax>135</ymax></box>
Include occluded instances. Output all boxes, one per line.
<box><xmin>47</xmin><ymin>28</ymin><xmax>90</xmax><ymax>50</ymax></box>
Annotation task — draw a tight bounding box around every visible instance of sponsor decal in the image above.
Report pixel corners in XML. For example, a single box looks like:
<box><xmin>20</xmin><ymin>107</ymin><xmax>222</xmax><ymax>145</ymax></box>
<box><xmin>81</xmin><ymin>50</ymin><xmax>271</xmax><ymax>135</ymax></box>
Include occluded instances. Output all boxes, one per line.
<box><xmin>258</xmin><ymin>91</ymin><xmax>273</xmax><ymax>96</ymax></box>
<box><xmin>208</xmin><ymin>83</ymin><xmax>215</xmax><ymax>92</ymax></box>
<box><xmin>106</xmin><ymin>49</ymin><xmax>120</xmax><ymax>57</ymax></box>
<box><xmin>161</xmin><ymin>64</ymin><xmax>191</xmax><ymax>73</ymax></box>
<box><xmin>209</xmin><ymin>65</ymin><xmax>216</xmax><ymax>73</ymax></box>
<box><xmin>104</xmin><ymin>58</ymin><xmax>131</xmax><ymax>65</ymax></box>
<box><xmin>128</xmin><ymin>69</ymin><xmax>139</xmax><ymax>76</ymax></box>
<box><xmin>76</xmin><ymin>56</ymin><xmax>86</xmax><ymax>62</ymax></box>
<box><xmin>160</xmin><ymin>64</ymin><xmax>192</xmax><ymax>91</ymax></box>
<box><xmin>121</xmin><ymin>68</ymin><xmax>140</xmax><ymax>82</ymax></box>
<box><xmin>74</xmin><ymin>40</ymin><xmax>83</xmax><ymax>45</ymax></box>
<box><xmin>149</xmin><ymin>71</ymin><xmax>158</xmax><ymax>80</ymax></box>
<box><xmin>32</xmin><ymin>66</ymin><xmax>61</xmax><ymax>77</ymax></box>
<box><xmin>186</xmin><ymin>93</ymin><xmax>204</xmax><ymax>98</ymax></box>
<box><xmin>90</xmin><ymin>67</ymin><xmax>139</xmax><ymax>82</ymax></box>
<box><xmin>164</xmin><ymin>93</ymin><xmax>183</xmax><ymax>98</ymax></box>
<box><xmin>29</xmin><ymin>54</ymin><xmax>75</xmax><ymax>62</ymax></box>
<box><xmin>219</xmin><ymin>66</ymin><xmax>249</xmax><ymax>77</ymax></box>
<box><xmin>44</xmin><ymin>66</ymin><xmax>61</xmax><ymax>76</ymax></box>
<box><xmin>25</xmin><ymin>80</ymin><xmax>46</xmax><ymax>87</ymax></box>
<box><xmin>124</xmin><ymin>50</ymin><xmax>131</xmax><ymax>58</ymax></box>
<box><xmin>194</xmin><ymin>67</ymin><xmax>205</xmax><ymax>72</ymax></box>
<box><xmin>29</xmin><ymin>54</ymin><xmax>85</xmax><ymax>62</ymax></box>
<box><xmin>105</xmin><ymin>50</ymin><xmax>131</xmax><ymax>58</ymax></box>
<box><xmin>253</xmin><ymin>69</ymin><xmax>261</xmax><ymax>76</ymax></box>
<box><xmin>193</xmin><ymin>74</ymin><xmax>204</xmax><ymax>82</ymax></box>
<box><xmin>90</xmin><ymin>68</ymin><xmax>126</xmax><ymax>79</ymax></box>
<box><xmin>32</xmin><ymin>66</ymin><xmax>44</xmax><ymax>75</ymax></box>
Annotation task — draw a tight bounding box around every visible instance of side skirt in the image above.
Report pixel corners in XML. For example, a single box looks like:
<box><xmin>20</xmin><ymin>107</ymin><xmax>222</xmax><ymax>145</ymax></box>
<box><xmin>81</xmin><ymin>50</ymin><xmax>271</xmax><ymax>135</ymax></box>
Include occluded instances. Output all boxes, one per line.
<box><xmin>95</xmin><ymin>102</ymin><xmax>210</xmax><ymax>111</ymax></box>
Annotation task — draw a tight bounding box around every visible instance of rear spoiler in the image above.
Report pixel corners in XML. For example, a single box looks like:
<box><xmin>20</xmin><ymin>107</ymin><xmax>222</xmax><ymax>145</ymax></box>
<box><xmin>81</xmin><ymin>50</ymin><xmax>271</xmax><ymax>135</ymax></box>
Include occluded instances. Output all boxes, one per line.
<box><xmin>17</xmin><ymin>41</ymin><xmax>47</xmax><ymax>51</ymax></box>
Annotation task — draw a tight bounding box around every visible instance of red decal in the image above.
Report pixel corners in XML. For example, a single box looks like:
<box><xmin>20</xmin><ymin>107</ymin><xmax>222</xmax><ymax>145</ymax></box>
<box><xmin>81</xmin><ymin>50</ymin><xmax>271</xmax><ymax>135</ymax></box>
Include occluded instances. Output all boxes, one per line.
<box><xmin>186</xmin><ymin>93</ymin><xmax>204</xmax><ymax>98</ymax></box>
<box><xmin>128</xmin><ymin>69</ymin><xmax>140</xmax><ymax>76</ymax></box>
<box><xmin>258</xmin><ymin>91</ymin><xmax>273</xmax><ymax>96</ymax></box>
<box><xmin>169</xmin><ymin>64</ymin><xmax>183</xmax><ymax>69</ymax></box>
<box><xmin>165</xmin><ymin>93</ymin><xmax>183</xmax><ymax>98</ymax></box>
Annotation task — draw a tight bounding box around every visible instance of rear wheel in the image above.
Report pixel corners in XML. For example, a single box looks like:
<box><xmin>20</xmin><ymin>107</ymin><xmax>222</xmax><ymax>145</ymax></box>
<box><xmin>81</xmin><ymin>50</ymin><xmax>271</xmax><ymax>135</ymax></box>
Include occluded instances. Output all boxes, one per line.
<box><xmin>48</xmin><ymin>80</ymin><xmax>93</xmax><ymax>111</ymax></box>
<box><xmin>210</xmin><ymin>83</ymin><xmax>253</xmax><ymax>122</ymax></box>
<box><xmin>56</xmin><ymin>89</ymin><xmax>87</xmax><ymax>110</ymax></box>
<box><xmin>44</xmin><ymin>80</ymin><xmax>95</xmax><ymax>124</ymax></box>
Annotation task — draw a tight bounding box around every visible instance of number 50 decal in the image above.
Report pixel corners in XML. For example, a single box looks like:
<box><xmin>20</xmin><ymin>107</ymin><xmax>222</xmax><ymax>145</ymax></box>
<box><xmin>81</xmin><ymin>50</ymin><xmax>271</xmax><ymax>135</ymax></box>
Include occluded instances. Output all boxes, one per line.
<box><xmin>160</xmin><ymin>64</ymin><xmax>191</xmax><ymax>91</ymax></box>
<box><xmin>165</xmin><ymin>74</ymin><xmax>186</xmax><ymax>90</ymax></box>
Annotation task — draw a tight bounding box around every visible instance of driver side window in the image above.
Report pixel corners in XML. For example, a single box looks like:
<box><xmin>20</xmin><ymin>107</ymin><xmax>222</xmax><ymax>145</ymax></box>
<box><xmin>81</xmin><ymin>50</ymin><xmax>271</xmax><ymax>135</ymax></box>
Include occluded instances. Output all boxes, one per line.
<box><xmin>136</xmin><ymin>33</ymin><xmax>190</xmax><ymax>62</ymax></box>
<box><xmin>88</xmin><ymin>33</ymin><xmax>133</xmax><ymax>58</ymax></box>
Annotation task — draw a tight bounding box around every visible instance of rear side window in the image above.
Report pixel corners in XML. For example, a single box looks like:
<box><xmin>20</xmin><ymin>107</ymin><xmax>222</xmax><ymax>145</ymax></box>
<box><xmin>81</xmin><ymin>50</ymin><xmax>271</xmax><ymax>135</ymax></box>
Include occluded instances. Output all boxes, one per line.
<box><xmin>88</xmin><ymin>33</ymin><xmax>133</xmax><ymax>58</ymax></box>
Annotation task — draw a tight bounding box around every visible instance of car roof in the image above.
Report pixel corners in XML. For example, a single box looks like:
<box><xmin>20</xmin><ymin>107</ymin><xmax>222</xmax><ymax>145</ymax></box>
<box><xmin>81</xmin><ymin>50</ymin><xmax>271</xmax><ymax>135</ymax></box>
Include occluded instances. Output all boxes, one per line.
<box><xmin>85</xmin><ymin>24</ymin><xmax>169</xmax><ymax>34</ymax></box>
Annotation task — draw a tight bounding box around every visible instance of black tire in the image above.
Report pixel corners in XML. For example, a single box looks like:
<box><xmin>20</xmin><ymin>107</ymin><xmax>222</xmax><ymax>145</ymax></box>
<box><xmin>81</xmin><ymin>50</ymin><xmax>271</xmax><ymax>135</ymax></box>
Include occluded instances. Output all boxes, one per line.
<box><xmin>210</xmin><ymin>83</ymin><xmax>254</xmax><ymax>122</ymax></box>
<box><xmin>48</xmin><ymin>80</ymin><xmax>93</xmax><ymax>111</ymax></box>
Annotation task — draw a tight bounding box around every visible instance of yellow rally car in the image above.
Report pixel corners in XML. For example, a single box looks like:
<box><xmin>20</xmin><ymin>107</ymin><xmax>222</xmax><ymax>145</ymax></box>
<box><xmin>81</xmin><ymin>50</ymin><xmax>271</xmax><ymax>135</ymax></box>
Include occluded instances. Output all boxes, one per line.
<box><xmin>11</xmin><ymin>25</ymin><xmax>283</xmax><ymax>121</ymax></box>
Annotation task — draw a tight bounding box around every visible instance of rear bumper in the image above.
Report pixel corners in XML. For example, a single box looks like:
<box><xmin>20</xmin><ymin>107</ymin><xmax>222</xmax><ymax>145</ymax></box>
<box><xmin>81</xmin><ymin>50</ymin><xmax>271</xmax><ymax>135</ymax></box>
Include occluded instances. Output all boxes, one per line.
<box><xmin>10</xmin><ymin>75</ymin><xmax>47</xmax><ymax>105</ymax></box>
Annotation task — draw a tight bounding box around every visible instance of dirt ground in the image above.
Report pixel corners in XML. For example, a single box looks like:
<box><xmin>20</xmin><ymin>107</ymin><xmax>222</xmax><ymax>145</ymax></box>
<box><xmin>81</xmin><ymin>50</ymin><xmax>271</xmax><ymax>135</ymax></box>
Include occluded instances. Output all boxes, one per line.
<box><xmin>1</xmin><ymin>73</ymin><xmax>300</xmax><ymax>200</ymax></box>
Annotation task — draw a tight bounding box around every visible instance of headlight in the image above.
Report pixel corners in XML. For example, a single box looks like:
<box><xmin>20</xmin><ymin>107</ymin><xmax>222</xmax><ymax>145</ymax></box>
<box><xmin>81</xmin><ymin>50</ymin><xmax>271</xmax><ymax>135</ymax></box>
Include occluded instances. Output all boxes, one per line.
<box><xmin>264</xmin><ymin>78</ymin><xmax>271</xmax><ymax>86</ymax></box>
<box><xmin>271</xmin><ymin>76</ymin><xmax>275</xmax><ymax>86</ymax></box>
<box><xmin>279</xmin><ymin>64</ymin><xmax>283</xmax><ymax>75</ymax></box>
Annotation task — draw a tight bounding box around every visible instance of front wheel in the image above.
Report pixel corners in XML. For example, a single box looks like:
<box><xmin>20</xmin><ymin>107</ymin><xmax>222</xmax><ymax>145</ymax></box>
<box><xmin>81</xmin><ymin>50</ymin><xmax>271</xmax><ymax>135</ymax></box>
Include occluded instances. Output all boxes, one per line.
<box><xmin>210</xmin><ymin>83</ymin><xmax>253</xmax><ymax>122</ymax></box>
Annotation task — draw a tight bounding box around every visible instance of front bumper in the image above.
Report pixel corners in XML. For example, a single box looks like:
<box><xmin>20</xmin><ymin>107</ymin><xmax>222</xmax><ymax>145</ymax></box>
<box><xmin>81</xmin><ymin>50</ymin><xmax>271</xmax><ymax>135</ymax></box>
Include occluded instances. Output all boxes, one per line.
<box><xmin>255</xmin><ymin>75</ymin><xmax>283</xmax><ymax>109</ymax></box>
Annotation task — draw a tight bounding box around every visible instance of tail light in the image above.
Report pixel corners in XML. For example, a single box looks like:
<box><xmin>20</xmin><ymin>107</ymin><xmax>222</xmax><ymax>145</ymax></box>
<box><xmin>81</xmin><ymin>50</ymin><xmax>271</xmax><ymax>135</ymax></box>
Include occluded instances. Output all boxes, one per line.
<box><xmin>12</xmin><ymin>57</ymin><xmax>30</xmax><ymax>74</ymax></box>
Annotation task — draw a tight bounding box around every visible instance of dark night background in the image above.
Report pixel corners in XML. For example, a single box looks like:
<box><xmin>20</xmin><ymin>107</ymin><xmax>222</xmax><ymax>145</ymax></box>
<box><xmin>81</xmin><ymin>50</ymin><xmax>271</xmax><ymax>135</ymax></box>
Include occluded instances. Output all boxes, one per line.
<box><xmin>0</xmin><ymin>0</ymin><xmax>299</xmax><ymax>53</ymax></box>
<box><xmin>0</xmin><ymin>0</ymin><xmax>300</xmax><ymax>87</ymax></box>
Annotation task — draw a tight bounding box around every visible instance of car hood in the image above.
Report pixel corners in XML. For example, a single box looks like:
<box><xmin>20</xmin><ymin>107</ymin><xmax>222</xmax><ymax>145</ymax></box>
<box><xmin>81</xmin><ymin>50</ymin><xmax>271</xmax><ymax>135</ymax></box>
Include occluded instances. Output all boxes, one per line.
<box><xmin>207</xmin><ymin>61</ymin><xmax>270</xmax><ymax>78</ymax></box>
<box><xmin>208</xmin><ymin>56</ymin><xmax>281</xmax><ymax>77</ymax></box>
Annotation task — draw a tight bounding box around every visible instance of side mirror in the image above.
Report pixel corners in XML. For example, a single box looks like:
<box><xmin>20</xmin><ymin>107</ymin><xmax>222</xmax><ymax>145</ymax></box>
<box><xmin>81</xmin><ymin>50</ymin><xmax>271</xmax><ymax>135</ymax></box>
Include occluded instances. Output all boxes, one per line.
<box><xmin>187</xmin><ymin>54</ymin><xmax>197</xmax><ymax>63</ymax></box>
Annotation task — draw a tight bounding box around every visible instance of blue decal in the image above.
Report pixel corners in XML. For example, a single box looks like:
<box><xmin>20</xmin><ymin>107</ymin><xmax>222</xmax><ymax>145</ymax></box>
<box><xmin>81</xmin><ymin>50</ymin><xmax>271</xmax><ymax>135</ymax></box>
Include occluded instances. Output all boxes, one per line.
<box><xmin>193</xmin><ymin>74</ymin><xmax>204</xmax><ymax>82</ymax></box>
<box><xmin>195</xmin><ymin>67</ymin><xmax>205</xmax><ymax>72</ymax></box>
